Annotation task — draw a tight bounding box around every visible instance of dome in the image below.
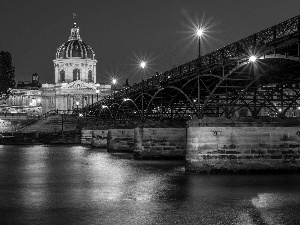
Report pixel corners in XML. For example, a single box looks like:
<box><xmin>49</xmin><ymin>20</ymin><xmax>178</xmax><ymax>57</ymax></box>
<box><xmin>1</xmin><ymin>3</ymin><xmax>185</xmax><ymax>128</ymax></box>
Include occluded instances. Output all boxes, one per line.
<box><xmin>55</xmin><ymin>23</ymin><xmax>95</xmax><ymax>60</ymax></box>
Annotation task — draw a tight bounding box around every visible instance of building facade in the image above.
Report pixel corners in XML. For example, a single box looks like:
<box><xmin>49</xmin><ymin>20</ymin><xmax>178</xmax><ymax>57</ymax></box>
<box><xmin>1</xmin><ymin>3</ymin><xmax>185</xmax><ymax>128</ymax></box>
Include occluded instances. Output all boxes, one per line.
<box><xmin>0</xmin><ymin>23</ymin><xmax>111</xmax><ymax>117</ymax></box>
<box><xmin>0</xmin><ymin>73</ymin><xmax>42</xmax><ymax>116</ymax></box>
<box><xmin>42</xmin><ymin>22</ymin><xmax>110</xmax><ymax>114</ymax></box>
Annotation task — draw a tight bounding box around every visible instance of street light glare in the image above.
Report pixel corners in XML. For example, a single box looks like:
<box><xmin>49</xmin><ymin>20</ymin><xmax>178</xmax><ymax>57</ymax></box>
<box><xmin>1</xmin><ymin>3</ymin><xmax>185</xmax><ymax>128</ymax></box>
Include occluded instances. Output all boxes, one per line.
<box><xmin>249</xmin><ymin>55</ymin><xmax>257</xmax><ymax>62</ymax></box>
<box><xmin>112</xmin><ymin>78</ymin><xmax>117</xmax><ymax>84</ymax></box>
<box><xmin>196</xmin><ymin>28</ymin><xmax>204</xmax><ymax>37</ymax></box>
<box><xmin>140</xmin><ymin>61</ymin><xmax>146</xmax><ymax>69</ymax></box>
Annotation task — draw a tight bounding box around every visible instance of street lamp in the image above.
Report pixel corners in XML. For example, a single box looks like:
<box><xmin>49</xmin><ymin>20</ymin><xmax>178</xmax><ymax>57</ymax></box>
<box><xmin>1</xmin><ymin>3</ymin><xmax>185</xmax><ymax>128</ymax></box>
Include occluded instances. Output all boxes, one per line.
<box><xmin>112</xmin><ymin>78</ymin><xmax>117</xmax><ymax>96</ymax></box>
<box><xmin>96</xmin><ymin>89</ymin><xmax>99</xmax><ymax>101</ymax></box>
<box><xmin>140</xmin><ymin>61</ymin><xmax>146</xmax><ymax>70</ymax></box>
<box><xmin>76</xmin><ymin>101</ymin><xmax>79</xmax><ymax>112</ymax></box>
<box><xmin>249</xmin><ymin>55</ymin><xmax>257</xmax><ymax>62</ymax></box>
<box><xmin>140</xmin><ymin>61</ymin><xmax>147</xmax><ymax>121</ymax></box>
<box><xmin>196</xmin><ymin>28</ymin><xmax>204</xmax><ymax>58</ymax></box>
<box><xmin>196</xmin><ymin>27</ymin><xmax>204</xmax><ymax>118</ymax></box>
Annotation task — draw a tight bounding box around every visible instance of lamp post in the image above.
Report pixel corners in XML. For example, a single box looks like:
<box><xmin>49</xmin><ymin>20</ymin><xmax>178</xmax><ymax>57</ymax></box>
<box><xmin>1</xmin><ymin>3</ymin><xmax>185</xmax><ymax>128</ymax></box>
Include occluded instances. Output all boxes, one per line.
<box><xmin>76</xmin><ymin>101</ymin><xmax>79</xmax><ymax>112</ymax></box>
<box><xmin>249</xmin><ymin>55</ymin><xmax>258</xmax><ymax>118</ymax></box>
<box><xmin>196</xmin><ymin>28</ymin><xmax>203</xmax><ymax>58</ymax></box>
<box><xmin>96</xmin><ymin>89</ymin><xmax>99</xmax><ymax>101</ymax></box>
<box><xmin>140</xmin><ymin>61</ymin><xmax>147</xmax><ymax>121</ymax></box>
<box><xmin>196</xmin><ymin>28</ymin><xmax>204</xmax><ymax>118</ymax></box>
<box><xmin>112</xmin><ymin>78</ymin><xmax>117</xmax><ymax>96</ymax></box>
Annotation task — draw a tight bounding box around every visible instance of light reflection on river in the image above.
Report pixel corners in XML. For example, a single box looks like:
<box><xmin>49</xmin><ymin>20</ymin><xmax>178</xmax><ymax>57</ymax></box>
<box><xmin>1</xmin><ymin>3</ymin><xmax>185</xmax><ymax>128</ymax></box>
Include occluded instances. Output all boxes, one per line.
<box><xmin>0</xmin><ymin>145</ymin><xmax>300</xmax><ymax>225</ymax></box>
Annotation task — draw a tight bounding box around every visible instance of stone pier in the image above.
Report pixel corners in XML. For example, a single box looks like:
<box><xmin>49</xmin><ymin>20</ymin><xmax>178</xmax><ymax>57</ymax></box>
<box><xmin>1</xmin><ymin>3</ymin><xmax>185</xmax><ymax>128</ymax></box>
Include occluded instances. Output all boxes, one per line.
<box><xmin>107</xmin><ymin>129</ymin><xmax>134</xmax><ymax>152</ymax></box>
<box><xmin>186</xmin><ymin>117</ymin><xmax>300</xmax><ymax>173</ymax></box>
<box><xmin>133</xmin><ymin>127</ymin><xmax>186</xmax><ymax>159</ymax></box>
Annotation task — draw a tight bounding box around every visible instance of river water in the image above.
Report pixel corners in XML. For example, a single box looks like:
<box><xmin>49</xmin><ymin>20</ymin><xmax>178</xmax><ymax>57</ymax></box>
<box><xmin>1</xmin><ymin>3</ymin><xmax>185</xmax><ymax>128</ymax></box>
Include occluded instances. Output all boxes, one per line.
<box><xmin>0</xmin><ymin>145</ymin><xmax>300</xmax><ymax>225</ymax></box>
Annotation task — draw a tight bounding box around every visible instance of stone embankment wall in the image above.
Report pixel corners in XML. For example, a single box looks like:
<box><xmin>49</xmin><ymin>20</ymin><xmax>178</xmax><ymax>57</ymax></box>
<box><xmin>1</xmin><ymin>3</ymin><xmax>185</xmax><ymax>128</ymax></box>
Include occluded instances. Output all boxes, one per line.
<box><xmin>0</xmin><ymin>120</ymin><xmax>17</xmax><ymax>133</ymax></box>
<box><xmin>82</xmin><ymin>129</ymin><xmax>108</xmax><ymax>148</ymax></box>
<box><xmin>0</xmin><ymin>130</ymin><xmax>81</xmax><ymax>145</ymax></box>
<box><xmin>107</xmin><ymin>129</ymin><xmax>134</xmax><ymax>152</ymax></box>
<box><xmin>20</xmin><ymin>115</ymin><xmax>79</xmax><ymax>133</ymax></box>
<box><xmin>0</xmin><ymin>113</ymin><xmax>28</xmax><ymax>120</ymax></box>
<box><xmin>186</xmin><ymin>118</ymin><xmax>300</xmax><ymax>173</ymax></box>
<box><xmin>133</xmin><ymin>127</ymin><xmax>186</xmax><ymax>159</ymax></box>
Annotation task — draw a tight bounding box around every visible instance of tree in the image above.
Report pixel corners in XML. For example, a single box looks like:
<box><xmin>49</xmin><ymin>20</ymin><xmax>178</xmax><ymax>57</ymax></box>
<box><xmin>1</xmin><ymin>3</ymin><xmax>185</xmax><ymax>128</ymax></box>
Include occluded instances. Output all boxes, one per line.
<box><xmin>0</xmin><ymin>51</ymin><xmax>15</xmax><ymax>100</ymax></box>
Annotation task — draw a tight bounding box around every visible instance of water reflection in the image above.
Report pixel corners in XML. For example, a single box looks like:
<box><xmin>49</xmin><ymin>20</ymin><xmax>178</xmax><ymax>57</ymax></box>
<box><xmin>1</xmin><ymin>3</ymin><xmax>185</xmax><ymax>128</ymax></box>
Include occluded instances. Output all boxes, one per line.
<box><xmin>0</xmin><ymin>145</ymin><xmax>299</xmax><ymax>224</ymax></box>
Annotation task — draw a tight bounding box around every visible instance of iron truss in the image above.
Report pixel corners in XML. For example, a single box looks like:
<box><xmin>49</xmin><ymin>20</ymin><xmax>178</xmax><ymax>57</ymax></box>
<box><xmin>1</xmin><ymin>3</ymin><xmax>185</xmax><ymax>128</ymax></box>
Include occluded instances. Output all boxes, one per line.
<box><xmin>83</xmin><ymin>15</ymin><xmax>300</xmax><ymax>123</ymax></box>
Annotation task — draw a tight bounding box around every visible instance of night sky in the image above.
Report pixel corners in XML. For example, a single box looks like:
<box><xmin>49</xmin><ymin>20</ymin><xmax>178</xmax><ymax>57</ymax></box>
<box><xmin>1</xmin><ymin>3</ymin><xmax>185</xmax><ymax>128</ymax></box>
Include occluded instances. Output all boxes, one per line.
<box><xmin>1</xmin><ymin>0</ymin><xmax>300</xmax><ymax>85</ymax></box>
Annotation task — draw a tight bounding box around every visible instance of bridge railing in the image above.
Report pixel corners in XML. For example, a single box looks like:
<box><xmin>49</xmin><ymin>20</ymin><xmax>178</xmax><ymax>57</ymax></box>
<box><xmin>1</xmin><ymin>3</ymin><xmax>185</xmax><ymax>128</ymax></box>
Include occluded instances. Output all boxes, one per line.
<box><xmin>86</xmin><ymin>15</ymin><xmax>300</xmax><ymax>109</ymax></box>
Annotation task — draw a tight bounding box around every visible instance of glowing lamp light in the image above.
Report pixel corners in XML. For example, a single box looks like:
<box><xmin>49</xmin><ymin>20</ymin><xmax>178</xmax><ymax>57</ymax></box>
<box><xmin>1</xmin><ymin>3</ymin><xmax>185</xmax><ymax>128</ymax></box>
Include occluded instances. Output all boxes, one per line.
<box><xmin>140</xmin><ymin>61</ymin><xmax>146</xmax><ymax>69</ymax></box>
<box><xmin>78</xmin><ymin>113</ymin><xmax>83</xmax><ymax>117</ymax></box>
<box><xmin>298</xmin><ymin>106</ymin><xmax>300</xmax><ymax>110</ymax></box>
<box><xmin>196</xmin><ymin>28</ymin><xmax>204</xmax><ymax>37</ymax></box>
<box><xmin>102</xmin><ymin>105</ymin><xmax>108</xmax><ymax>109</ymax></box>
<box><xmin>96</xmin><ymin>89</ymin><xmax>100</xmax><ymax>94</ymax></box>
<box><xmin>112</xmin><ymin>78</ymin><xmax>117</xmax><ymax>85</ymax></box>
<box><xmin>278</xmin><ymin>108</ymin><xmax>282</xmax><ymax>112</ymax></box>
<box><xmin>123</xmin><ymin>98</ymin><xmax>130</xmax><ymax>101</ymax></box>
<box><xmin>249</xmin><ymin>55</ymin><xmax>257</xmax><ymax>62</ymax></box>
<box><xmin>76</xmin><ymin>101</ymin><xmax>79</xmax><ymax>106</ymax></box>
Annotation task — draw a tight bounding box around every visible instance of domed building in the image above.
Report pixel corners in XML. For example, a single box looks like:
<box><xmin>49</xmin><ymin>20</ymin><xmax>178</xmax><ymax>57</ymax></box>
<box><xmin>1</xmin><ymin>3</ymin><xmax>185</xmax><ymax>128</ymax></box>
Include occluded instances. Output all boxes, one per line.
<box><xmin>0</xmin><ymin>23</ymin><xmax>112</xmax><ymax>119</ymax></box>
<box><xmin>41</xmin><ymin>23</ymin><xmax>111</xmax><ymax>114</ymax></box>
<box><xmin>53</xmin><ymin>23</ymin><xmax>97</xmax><ymax>84</ymax></box>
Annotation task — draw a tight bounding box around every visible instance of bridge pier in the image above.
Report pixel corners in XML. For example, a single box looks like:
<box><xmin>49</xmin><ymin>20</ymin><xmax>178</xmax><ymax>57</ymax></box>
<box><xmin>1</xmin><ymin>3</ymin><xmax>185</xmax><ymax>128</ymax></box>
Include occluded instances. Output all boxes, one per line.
<box><xmin>107</xmin><ymin>129</ymin><xmax>134</xmax><ymax>152</ymax></box>
<box><xmin>186</xmin><ymin>117</ymin><xmax>300</xmax><ymax>173</ymax></box>
<box><xmin>133</xmin><ymin>127</ymin><xmax>186</xmax><ymax>159</ymax></box>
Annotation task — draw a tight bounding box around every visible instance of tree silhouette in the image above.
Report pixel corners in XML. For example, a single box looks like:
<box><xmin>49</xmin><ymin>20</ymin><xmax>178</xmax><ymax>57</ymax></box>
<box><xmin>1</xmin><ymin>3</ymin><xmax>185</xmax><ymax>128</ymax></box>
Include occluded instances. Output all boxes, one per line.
<box><xmin>0</xmin><ymin>51</ymin><xmax>15</xmax><ymax>100</ymax></box>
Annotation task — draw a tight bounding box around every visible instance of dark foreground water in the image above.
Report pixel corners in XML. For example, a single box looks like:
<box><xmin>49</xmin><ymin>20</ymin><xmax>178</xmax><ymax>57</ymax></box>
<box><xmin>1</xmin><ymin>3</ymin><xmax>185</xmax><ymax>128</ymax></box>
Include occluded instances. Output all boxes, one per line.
<box><xmin>0</xmin><ymin>145</ymin><xmax>300</xmax><ymax>225</ymax></box>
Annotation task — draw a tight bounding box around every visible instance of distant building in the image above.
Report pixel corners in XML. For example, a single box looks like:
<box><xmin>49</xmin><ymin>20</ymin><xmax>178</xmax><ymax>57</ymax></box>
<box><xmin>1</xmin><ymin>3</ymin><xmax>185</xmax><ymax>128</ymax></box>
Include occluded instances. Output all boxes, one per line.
<box><xmin>0</xmin><ymin>73</ymin><xmax>42</xmax><ymax>116</ymax></box>
<box><xmin>0</xmin><ymin>23</ymin><xmax>111</xmax><ymax>117</ymax></box>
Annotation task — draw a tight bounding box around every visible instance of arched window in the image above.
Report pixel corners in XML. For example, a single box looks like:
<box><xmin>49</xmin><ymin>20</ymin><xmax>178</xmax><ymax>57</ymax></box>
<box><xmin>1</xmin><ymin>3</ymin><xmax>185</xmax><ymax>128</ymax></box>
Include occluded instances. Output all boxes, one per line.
<box><xmin>60</xmin><ymin>70</ymin><xmax>65</xmax><ymax>82</ymax></box>
<box><xmin>88</xmin><ymin>70</ymin><xmax>93</xmax><ymax>82</ymax></box>
<box><xmin>73</xmin><ymin>69</ymin><xmax>80</xmax><ymax>81</ymax></box>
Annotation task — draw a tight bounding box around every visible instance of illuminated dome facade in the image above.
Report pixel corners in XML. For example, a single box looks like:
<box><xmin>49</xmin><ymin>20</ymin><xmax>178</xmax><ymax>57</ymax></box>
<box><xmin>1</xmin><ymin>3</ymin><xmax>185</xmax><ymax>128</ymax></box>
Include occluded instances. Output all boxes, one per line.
<box><xmin>56</xmin><ymin>40</ymin><xmax>95</xmax><ymax>59</ymax></box>
<box><xmin>53</xmin><ymin>23</ymin><xmax>97</xmax><ymax>84</ymax></box>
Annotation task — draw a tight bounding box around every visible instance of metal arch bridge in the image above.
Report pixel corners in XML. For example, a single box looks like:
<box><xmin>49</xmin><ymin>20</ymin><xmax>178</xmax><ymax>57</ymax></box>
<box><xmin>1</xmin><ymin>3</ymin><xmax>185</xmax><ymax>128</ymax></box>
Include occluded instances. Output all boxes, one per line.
<box><xmin>83</xmin><ymin>15</ymin><xmax>300</xmax><ymax>124</ymax></box>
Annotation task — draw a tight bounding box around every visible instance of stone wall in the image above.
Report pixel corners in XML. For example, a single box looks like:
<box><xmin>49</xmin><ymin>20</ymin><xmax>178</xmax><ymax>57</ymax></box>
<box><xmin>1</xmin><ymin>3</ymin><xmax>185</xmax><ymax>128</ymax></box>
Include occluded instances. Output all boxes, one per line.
<box><xmin>133</xmin><ymin>127</ymin><xmax>186</xmax><ymax>159</ymax></box>
<box><xmin>19</xmin><ymin>114</ymin><xmax>79</xmax><ymax>133</ymax></box>
<box><xmin>107</xmin><ymin>129</ymin><xmax>134</xmax><ymax>152</ymax></box>
<box><xmin>0</xmin><ymin>119</ymin><xmax>16</xmax><ymax>133</ymax></box>
<box><xmin>0</xmin><ymin>113</ymin><xmax>28</xmax><ymax>120</ymax></box>
<box><xmin>81</xmin><ymin>130</ymin><xmax>93</xmax><ymax>145</ymax></box>
<box><xmin>81</xmin><ymin>129</ymin><xmax>108</xmax><ymax>148</ymax></box>
<box><xmin>0</xmin><ymin>130</ymin><xmax>81</xmax><ymax>145</ymax></box>
<box><xmin>186</xmin><ymin>125</ymin><xmax>300</xmax><ymax>173</ymax></box>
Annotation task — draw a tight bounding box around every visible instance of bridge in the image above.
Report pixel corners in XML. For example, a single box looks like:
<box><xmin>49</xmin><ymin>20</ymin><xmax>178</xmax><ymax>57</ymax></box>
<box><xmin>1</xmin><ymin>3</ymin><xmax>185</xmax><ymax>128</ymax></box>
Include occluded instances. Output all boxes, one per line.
<box><xmin>2</xmin><ymin>15</ymin><xmax>300</xmax><ymax>173</ymax></box>
<box><xmin>81</xmin><ymin>15</ymin><xmax>300</xmax><ymax>124</ymax></box>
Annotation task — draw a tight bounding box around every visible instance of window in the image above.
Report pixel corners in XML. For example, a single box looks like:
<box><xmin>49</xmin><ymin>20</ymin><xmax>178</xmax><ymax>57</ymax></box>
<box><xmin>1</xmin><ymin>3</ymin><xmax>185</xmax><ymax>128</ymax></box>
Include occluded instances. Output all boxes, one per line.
<box><xmin>88</xmin><ymin>70</ymin><xmax>93</xmax><ymax>82</ymax></box>
<box><xmin>60</xmin><ymin>70</ymin><xmax>65</xmax><ymax>82</ymax></box>
<box><xmin>73</xmin><ymin>69</ymin><xmax>80</xmax><ymax>81</ymax></box>
<box><xmin>12</xmin><ymin>96</ymin><xmax>16</xmax><ymax>105</ymax></box>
